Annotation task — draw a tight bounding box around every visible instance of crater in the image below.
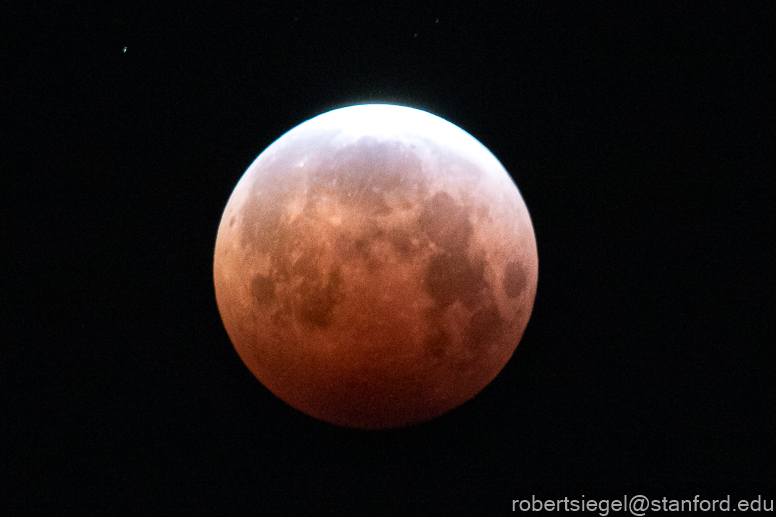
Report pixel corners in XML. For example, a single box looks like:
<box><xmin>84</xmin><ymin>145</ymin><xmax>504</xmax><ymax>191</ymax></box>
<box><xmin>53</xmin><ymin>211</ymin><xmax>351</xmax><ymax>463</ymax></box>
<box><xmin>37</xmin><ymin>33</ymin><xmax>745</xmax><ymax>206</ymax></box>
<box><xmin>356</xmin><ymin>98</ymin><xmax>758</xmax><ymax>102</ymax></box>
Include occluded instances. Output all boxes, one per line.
<box><xmin>425</xmin><ymin>251</ymin><xmax>486</xmax><ymax>309</ymax></box>
<box><xmin>297</xmin><ymin>268</ymin><xmax>344</xmax><ymax>328</ymax></box>
<box><xmin>503</xmin><ymin>261</ymin><xmax>527</xmax><ymax>298</ymax></box>
<box><xmin>388</xmin><ymin>227</ymin><xmax>420</xmax><ymax>260</ymax></box>
<box><xmin>237</xmin><ymin>128</ymin><xmax>342</xmax><ymax>252</ymax></box>
<box><xmin>314</xmin><ymin>137</ymin><xmax>424</xmax><ymax>217</ymax></box>
<box><xmin>424</xmin><ymin>328</ymin><xmax>451</xmax><ymax>359</ymax></box>
<box><xmin>418</xmin><ymin>191</ymin><xmax>474</xmax><ymax>252</ymax></box>
<box><xmin>239</xmin><ymin>180</ymin><xmax>295</xmax><ymax>253</ymax></box>
<box><xmin>251</xmin><ymin>274</ymin><xmax>275</xmax><ymax>305</ymax></box>
<box><xmin>467</xmin><ymin>302</ymin><xmax>504</xmax><ymax>349</ymax></box>
<box><xmin>423</xmin><ymin>307</ymin><xmax>451</xmax><ymax>359</ymax></box>
<box><xmin>292</xmin><ymin>245</ymin><xmax>325</xmax><ymax>276</ymax></box>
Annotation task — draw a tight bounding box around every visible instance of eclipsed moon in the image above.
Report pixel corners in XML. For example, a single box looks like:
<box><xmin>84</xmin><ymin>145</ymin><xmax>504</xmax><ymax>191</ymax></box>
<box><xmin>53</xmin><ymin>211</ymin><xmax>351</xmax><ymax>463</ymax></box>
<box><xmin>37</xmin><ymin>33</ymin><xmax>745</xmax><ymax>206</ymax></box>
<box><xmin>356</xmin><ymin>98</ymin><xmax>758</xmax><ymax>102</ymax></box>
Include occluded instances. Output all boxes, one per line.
<box><xmin>214</xmin><ymin>104</ymin><xmax>538</xmax><ymax>429</ymax></box>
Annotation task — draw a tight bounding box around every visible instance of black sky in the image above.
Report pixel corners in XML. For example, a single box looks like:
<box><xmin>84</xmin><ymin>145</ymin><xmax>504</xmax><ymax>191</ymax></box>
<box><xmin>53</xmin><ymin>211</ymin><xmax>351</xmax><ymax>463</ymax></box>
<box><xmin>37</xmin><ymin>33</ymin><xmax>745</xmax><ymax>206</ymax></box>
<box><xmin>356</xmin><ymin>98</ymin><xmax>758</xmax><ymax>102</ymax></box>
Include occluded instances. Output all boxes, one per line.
<box><xmin>6</xmin><ymin>2</ymin><xmax>775</xmax><ymax>514</ymax></box>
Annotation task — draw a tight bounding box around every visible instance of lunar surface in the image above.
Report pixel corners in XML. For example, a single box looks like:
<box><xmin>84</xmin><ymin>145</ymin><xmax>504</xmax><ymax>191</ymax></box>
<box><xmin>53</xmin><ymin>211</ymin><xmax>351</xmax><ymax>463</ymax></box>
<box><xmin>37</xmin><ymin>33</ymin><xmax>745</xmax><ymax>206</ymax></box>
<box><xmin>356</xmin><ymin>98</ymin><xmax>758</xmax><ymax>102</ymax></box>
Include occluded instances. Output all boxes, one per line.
<box><xmin>214</xmin><ymin>104</ymin><xmax>538</xmax><ymax>429</ymax></box>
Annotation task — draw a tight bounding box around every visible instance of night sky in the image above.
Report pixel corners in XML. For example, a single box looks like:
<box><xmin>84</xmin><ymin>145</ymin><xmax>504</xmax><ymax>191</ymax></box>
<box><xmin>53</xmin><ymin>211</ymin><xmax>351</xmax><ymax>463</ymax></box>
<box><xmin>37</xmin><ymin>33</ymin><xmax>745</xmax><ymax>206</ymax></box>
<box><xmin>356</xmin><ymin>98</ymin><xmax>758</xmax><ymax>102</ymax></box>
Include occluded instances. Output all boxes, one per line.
<box><xmin>7</xmin><ymin>2</ymin><xmax>774</xmax><ymax>514</ymax></box>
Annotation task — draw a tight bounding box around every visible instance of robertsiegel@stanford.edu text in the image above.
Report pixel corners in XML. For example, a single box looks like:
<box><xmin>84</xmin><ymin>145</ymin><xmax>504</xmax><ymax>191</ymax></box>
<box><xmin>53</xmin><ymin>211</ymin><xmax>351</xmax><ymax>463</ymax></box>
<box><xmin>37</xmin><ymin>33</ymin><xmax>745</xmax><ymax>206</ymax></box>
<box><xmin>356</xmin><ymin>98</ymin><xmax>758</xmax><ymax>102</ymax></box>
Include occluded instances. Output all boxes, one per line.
<box><xmin>511</xmin><ymin>495</ymin><xmax>773</xmax><ymax>515</ymax></box>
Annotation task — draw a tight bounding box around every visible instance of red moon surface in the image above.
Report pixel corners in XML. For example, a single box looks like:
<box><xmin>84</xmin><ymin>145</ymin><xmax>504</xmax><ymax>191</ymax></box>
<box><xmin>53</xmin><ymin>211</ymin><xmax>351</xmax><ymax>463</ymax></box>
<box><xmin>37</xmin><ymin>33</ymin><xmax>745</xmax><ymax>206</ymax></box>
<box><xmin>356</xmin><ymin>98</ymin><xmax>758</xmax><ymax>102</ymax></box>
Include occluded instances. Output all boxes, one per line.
<box><xmin>214</xmin><ymin>104</ymin><xmax>538</xmax><ymax>429</ymax></box>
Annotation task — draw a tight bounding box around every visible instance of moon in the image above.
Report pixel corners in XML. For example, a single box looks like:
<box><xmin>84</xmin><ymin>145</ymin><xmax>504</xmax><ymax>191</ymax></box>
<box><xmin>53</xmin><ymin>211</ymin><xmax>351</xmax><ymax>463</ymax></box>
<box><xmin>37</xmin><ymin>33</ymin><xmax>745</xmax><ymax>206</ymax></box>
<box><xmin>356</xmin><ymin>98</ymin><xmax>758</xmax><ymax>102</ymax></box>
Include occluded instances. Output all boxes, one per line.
<box><xmin>214</xmin><ymin>104</ymin><xmax>538</xmax><ymax>429</ymax></box>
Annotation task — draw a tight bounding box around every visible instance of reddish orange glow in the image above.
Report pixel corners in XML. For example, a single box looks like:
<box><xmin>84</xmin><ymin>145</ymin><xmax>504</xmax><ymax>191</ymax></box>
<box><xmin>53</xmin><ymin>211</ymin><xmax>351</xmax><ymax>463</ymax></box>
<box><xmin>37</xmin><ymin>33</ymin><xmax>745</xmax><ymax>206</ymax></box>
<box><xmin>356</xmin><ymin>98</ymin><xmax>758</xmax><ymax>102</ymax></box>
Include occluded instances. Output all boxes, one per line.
<box><xmin>214</xmin><ymin>105</ymin><xmax>538</xmax><ymax>429</ymax></box>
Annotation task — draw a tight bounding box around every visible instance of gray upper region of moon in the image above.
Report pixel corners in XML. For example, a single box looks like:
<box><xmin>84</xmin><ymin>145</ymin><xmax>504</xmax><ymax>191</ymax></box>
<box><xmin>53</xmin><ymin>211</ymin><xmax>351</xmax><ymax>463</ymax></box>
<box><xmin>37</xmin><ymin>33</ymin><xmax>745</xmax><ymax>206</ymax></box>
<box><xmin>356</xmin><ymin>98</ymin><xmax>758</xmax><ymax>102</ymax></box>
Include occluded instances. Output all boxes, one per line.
<box><xmin>214</xmin><ymin>104</ymin><xmax>538</xmax><ymax>428</ymax></box>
